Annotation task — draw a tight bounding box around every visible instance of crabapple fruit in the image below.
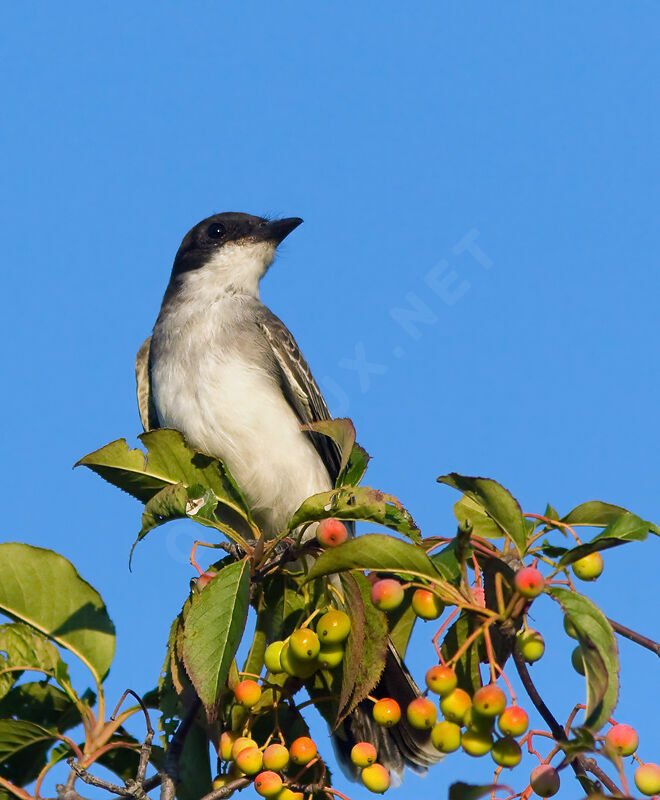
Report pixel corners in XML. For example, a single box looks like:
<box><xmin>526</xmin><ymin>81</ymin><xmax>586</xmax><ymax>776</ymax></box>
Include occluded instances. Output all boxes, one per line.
<box><xmin>491</xmin><ymin>736</ymin><xmax>522</xmax><ymax>767</ymax></box>
<box><xmin>264</xmin><ymin>641</ymin><xmax>285</xmax><ymax>673</ymax></box>
<box><xmin>516</xmin><ymin>629</ymin><xmax>545</xmax><ymax>663</ymax></box>
<box><xmin>361</xmin><ymin>763</ymin><xmax>390</xmax><ymax>794</ymax></box>
<box><xmin>316</xmin><ymin>518</ymin><xmax>348</xmax><ymax>547</ymax></box>
<box><xmin>317</xmin><ymin>643</ymin><xmax>345</xmax><ymax>669</ymax></box>
<box><xmin>431</xmin><ymin>720</ymin><xmax>462</xmax><ymax>753</ymax></box>
<box><xmin>472</xmin><ymin>684</ymin><xmax>506</xmax><ymax>717</ymax></box>
<box><xmin>498</xmin><ymin>705</ymin><xmax>529</xmax><ymax>737</ymax></box>
<box><xmin>571</xmin><ymin>646</ymin><xmax>586</xmax><ymax>676</ymax></box>
<box><xmin>605</xmin><ymin>723</ymin><xmax>639</xmax><ymax>757</ymax></box>
<box><xmin>370</xmin><ymin>579</ymin><xmax>405</xmax><ymax>611</ymax></box>
<box><xmin>262</xmin><ymin>743</ymin><xmax>290</xmax><ymax>771</ymax></box>
<box><xmin>279</xmin><ymin>641</ymin><xmax>318</xmax><ymax>679</ymax></box>
<box><xmin>634</xmin><ymin>763</ymin><xmax>660</xmax><ymax>796</ymax></box>
<box><xmin>514</xmin><ymin>567</ymin><xmax>545</xmax><ymax>598</ymax></box>
<box><xmin>461</xmin><ymin>729</ymin><xmax>493</xmax><ymax>757</ymax></box>
<box><xmin>563</xmin><ymin>616</ymin><xmax>578</xmax><ymax>639</ymax></box>
<box><xmin>235</xmin><ymin>746</ymin><xmax>264</xmax><ymax>776</ymax></box>
<box><xmin>289</xmin><ymin>628</ymin><xmax>321</xmax><ymax>661</ymax></box>
<box><xmin>406</xmin><ymin>697</ymin><xmax>437</xmax><ymax>729</ymax></box>
<box><xmin>425</xmin><ymin>665</ymin><xmax>458</xmax><ymax>696</ymax></box>
<box><xmin>234</xmin><ymin>679</ymin><xmax>261</xmax><ymax>708</ymax></box>
<box><xmin>316</xmin><ymin>609</ymin><xmax>351</xmax><ymax>643</ymax></box>
<box><xmin>289</xmin><ymin>737</ymin><xmax>317</xmax><ymax>765</ymax></box>
<box><xmin>411</xmin><ymin>588</ymin><xmax>444</xmax><ymax>620</ymax></box>
<box><xmin>351</xmin><ymin>742</ymin><xmax>377</xmax><ymax>767</ymax></box>
<box><xmin>220</xmin><ymin>731</ymin><xmax>237</xmax><ymax>761</ymax></box>
<box><xmin>372</xmin><ymin>698</ymin><xmax>401</xmax><ymax>727</ymax></box>
<box><xmin>530</xmin><ymin>765</ymin><xmax>560</xmax><ymax>797</ymax></box>
<box><xmin>440</xmin><ymin>688</ymin><xmax>472</xmax><ymax>724</ymax></box>
<box><xmin>254</xmin><ymin>771</ymin><xmax>283</xmax><ymax>798</ymax></box>
<box><xmin>572</xmin><ymin>552</ymin><xmax>604</xmax><ymax>581</ymax></box>
<box><xmin>277</xmin><ymin>790</ymin><xmax>303</xmax><ymax>800</ymax></box>
<box><xmin>231</xmin><ymin>737</ymin><xmax>258</xmax><ymax>761</ymax></box>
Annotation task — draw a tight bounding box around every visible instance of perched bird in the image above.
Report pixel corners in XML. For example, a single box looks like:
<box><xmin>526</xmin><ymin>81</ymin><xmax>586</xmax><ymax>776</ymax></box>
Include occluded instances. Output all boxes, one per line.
<box><xmin>135</xmin><ymin>212</ymin><xmax>440</xmax><ymax>777</ymax></box>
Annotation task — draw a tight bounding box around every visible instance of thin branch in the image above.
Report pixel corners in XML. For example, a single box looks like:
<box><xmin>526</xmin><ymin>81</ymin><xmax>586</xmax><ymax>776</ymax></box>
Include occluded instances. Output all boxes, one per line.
<box><xmin>198</xmin><ymin>778</ymin><xmax>250</xmax><ymax>800</ymax></box>
<box><xmin>581</xmin><ymin>758</ymin><xmax>624</xmax><ymax>796</ymax></box>
<box><xmin>608</xmin><ymin>617</ymin><xmax>660</xmax><ymax>657</ymax></box>
<box><xmin>160</xmin><ymin>698</ymin><xmax>202</xmax><ymax>800</ymax></box>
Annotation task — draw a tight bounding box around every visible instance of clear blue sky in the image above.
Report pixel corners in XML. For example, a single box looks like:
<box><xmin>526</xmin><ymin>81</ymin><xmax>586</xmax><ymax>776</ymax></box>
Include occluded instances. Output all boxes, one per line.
<box><xmin>1</xmin><ymin>2</ymin><xmax>658</xmax><ymax>797</ymax></box>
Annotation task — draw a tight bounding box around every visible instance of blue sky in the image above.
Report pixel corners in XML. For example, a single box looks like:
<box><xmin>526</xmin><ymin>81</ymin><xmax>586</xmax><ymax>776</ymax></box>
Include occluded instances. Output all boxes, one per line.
<box><xmin>1</xmin><ymin>2</ymin><xmax>659</xmax><ymax>797</ymax></box>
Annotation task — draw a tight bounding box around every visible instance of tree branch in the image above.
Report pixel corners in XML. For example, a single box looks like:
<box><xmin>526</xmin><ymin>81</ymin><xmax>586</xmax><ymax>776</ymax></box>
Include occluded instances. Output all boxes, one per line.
<box><xmin>607</xmin><ymin>617</ymin><xmax>660</xmax><ymax>657</ymax></box>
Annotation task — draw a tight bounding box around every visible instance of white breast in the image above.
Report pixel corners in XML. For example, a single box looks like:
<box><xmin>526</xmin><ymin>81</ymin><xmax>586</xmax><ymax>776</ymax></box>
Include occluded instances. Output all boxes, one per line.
<box><xmin>150</xmin><ymin>293</ymin><xmax>331</xmax><ymax>537</ymax></box>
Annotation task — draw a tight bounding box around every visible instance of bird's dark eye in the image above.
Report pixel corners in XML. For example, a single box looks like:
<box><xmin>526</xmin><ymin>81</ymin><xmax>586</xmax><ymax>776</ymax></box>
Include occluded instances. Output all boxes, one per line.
<box><xmin>206</xmin><ymin>222</ymin><xmax>226</xmax><ymax>239</ymax></box>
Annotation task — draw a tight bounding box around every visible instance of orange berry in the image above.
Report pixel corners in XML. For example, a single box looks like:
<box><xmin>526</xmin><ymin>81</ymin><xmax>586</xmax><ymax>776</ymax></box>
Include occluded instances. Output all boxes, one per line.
<box><xmin>411</xmin><ymin>589</ymin><xmax>444</xmax><ymax>620</ymax></box>
<box><xmin>370</xmin><ymin>578</ymin><xmax>405</xmax><ymax>611</ymax></box>
<box><xmin>425</xmin><ymin>665</ymin><xmax>458</xmax><ymax>696</ymax></box>
<box><xmin>635</xmin><ymin>763</ymin><xmax>660</xmax><ymax>796</ymax></box>
<box><xmin>235</xmin><ymin>746</ymin><xmax>263</xmax><ymax>775</ymax></box>
<box><xmin>231</xmin><ymin>736</ymin><xmax>257</xmax><ymax>761</ymax></box>
<box><xmin>262</xmin><ymin>743</ymin><xmax>290</xmax><ymax>771</ymax></box>
<box><xmin>498</xmin><ymin>705</ymin><xmax>529</xmax><ymax>737</ymax></box>
<box><xmin>406</xmin><ymin>697</ymin><xmax>437</xmax><ymax>729</ymax></box>
<box><xmin>440</xmin><ymin>688</ymin><xmax>472</xmax><ymax>724</ymax></box>
<box><xmin>372</xmin><ymin>698</ymin><xmax>401</xmax><ymax>727</ymax></box>
<box><xmin>220</xmin><ymin>731</ymin><xmax>237</xmax><ymax>761</ymax></box>
<box><xmin>289</xmin><ymin>736</ymin><xmax>317</xmax><ymax>765</ymax></box>
<box><xmin>351</xmin><ymin>741</ymin><xmax>377</xmax><ymax>767</ymax></box>
<box><xmin>234</xmin><ymin>679</ymin><xmax>262</xmax><ymax>708</ymax></box>
<box><xmin>605</xmin><ymin>723</ymin><xmax>639</xmax><ymax>757</ymax></box>
<box><xmin>472</xmin><ymin>684</ymin><xmax>506</xmax><ymax>717</ymax></box>
<box><xmin>254</xmin><ymin>771</ymin><xmax>283</xmax><ymax>798</ymax></box>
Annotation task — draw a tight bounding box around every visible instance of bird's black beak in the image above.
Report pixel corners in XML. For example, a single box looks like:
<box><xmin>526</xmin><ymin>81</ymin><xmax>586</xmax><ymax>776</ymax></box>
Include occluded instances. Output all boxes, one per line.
<box><xmin>266</xmin><ymin>217</ymin><xmax>303</xmax><ymax>244</ymax></box>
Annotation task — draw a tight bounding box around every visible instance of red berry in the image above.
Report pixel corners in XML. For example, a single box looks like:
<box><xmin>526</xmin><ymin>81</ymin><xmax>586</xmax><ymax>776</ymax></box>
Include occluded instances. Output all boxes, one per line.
<box><xmin>472</xmin><ymin>684</ymin><xmax>506</xmax><ymax>717</ymax></box>
<box><xmin>411</xmin><ymin>589</ymin><xmax>444</xmax><ymax>620</ymax></box>
<box><xmin>498</xmin><ymin>705</ymin><xmax>529</xmax><ymax>737</ymax></box>
<box><xmin>316</xmin><ymin>518</ymin><xmax>348</xmax><ymax>547</ymax></box>
<box><xmin>530</xmin><ymin>765</ymin><xmax>560</xmax><ymax>797</ymax></box>
<box><xmin>289</xmin><ymin>737</ymin><xmax>317</xmax><ymax>765</ymax></box>
<box><xmin>234</xmin><ymin>679</ymin><xmax>262</xmax><ymax>708</ymax></box>
<box><xmin>254</xmin><ymin>771</ymin><xmax>283</xmax><ymax>797</ymax></box>
<box><xmin>635</xmin><ymin>763</ymin><xmax>660</xmax><ymax>796</ymax></box>
<box><xmin>605</xmin><ymin>723</ymin><xmax>639</xmax><ymax>757</ymax></box>
<box><xmin>262</xmin><ymin>743</ymin><xmax>290</xmax><ymax>771</ymax></box>
<box><xmin>406</xmin><ymin>697</ymin><xmax>437</xmax><ymax>729</ymax></box>
<box><xmin>514</xmin><ymin>567</ymin><xmax>545</xmax><ymax>598</ymax></box>
<box><xmin>572</xmin><ymin>552</ymin><xmax>604</xmax><ymax>581</ymax></box>
<box><xmin>351</xmin><ymin>741</ymin><xmax>377</xmax><ymax>767</ymax></box>
<box><xmin>372</xmin><ymin>698</ymin><xmax>401</xmax><ymax>727</ymax></box>
<box><xmin>426</xmin><ymin>665</ymin><xmax>458</xmax><ymax>696</ymax></box>
<box><xmin>370</xmin><ymin>579</ymin><xmax>405</xmax><ymax>611</ymax></box>
<box><xmin>361</xmin><ymin>763</ymin><xmax>390</xmax><ymax>793</ymax></box>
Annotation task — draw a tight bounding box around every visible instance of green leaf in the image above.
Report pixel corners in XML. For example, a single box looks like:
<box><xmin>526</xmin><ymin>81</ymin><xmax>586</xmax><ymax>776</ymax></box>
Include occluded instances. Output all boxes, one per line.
<box><xmin>440</xmin><ymin>613</ymin><xmax>482</xmax><ymax>695</ymax></box>
<box><xmin>538</xmin><ymin>540</ymin><xmax>568</xmax><ymax>559</ymax></box>
<box><xmin>562</xmin><ymin>501</ymin><xmax>630</xmax><ymax>527</ymax></box>
<box><xmin>338</xmin><ymin>573</ymin><xmax>388</xmax><ymax>721</ymax></box>
<box><xmin>0</xmin><ymin>682</ymin><xmax>83</xmax><ymax>732</ymax></box>
<box><xmin>301</xmin><ymin>418</ymin><xmax>357</xmax><ymax>476</ymax></box>
<box><xmin>0</xmin><ymin>544</ymin><xmax>115</xmax><ymax>685</ymax></box>
<box><xmin>176</xmin><ymin>721</ymin><xmax>212</xmax><ymax>800</ymax></box>
<box><xmin>337</xmin><ymin>574</ymin><xmax>366</xmax><ymax>719</ymax></box>
<box><xmin>242</xmin><ymin>608</ymin><xmax>268</xmax><ymax>679</ymax></box>
<box><xmin>0</xmin><ymin>718</ymin><xmax>58</xmax><ymax>771</ymax></box>
<box><xmin>453</xmin><ymin>495</ymin><xmax>504</xmax><ymax>540</ymax></box>
<box><xmin>76</xmin><ymin>429</ymin><xmax>256</xmax><ymax>533</ymax></box>
<box><xmin>388</xmin><ymin>601</ymin><xmax>417</xmax><ymax>658</ymax></box>
<box><xmin>558</xmin><ymin>512</ymin><xmax>659</xmax><ymax>567</ymax></box>
<box><xmin>290</xmin><ymin>487</ymin><xmax>420</xmax><ymax>543</ymax></box>
<box><xmin>263</xmin><ymin>575</ymin><xmax>308</xmax><ymax>643</ymax></box>
<box><xmin>449</xmin><ymin>783</ymin><xmax>511</xmax><ymax>800</ymax></box>
<box><xmin>430</xmin><ymin>542</ymin><xmax>463</xmax><ymax>583</ymax></box>
<box><xmin>182</xmin><ymin>560</ymin><xmax>250</xmax><ymax>714</ymax></box>
<box><xmin>438</xmin><ymin>474</ymin><xmax>527</xmax><ymax>555</ymax></box>
<box><xmin>548</xmin><ymin>588</ymin><xmax>619</xmax><ymax>731</ymax></box>
<box><xmin>0</xmin><ymin>623</ymin><xmax>64</xmax><ymax>699</ymax></box>
<box><xmin>305</xmin><ymin>535</ymin><xmax>446</xmax><ymax>587</ymax></box>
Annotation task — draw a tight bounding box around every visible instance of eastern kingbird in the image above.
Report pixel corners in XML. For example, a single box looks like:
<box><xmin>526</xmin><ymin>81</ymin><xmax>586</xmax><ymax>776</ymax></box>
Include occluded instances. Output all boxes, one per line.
<box><xmin>135</xmin><ymin>212</ymin><xmax>440</xmax><ymax>777</ymax></box>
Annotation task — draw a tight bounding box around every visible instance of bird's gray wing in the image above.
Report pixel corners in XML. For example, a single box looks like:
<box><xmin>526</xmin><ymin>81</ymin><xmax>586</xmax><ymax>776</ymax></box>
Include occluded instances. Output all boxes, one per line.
<box><xmin>256</xmin><ymin>308</ymin><xmax>341</xmax><ymax>484</ymax></box>
<box><xmin>135</xmin><ymin>336</ymin><xmax>159</xmax><ymax>432</ymax></box>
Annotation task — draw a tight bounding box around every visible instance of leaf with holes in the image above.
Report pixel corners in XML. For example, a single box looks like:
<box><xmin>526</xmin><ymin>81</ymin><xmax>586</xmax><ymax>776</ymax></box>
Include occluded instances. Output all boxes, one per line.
<box><xmin>438</xmin><ymin>474</ymin><xmax>527</xmax><ymax>554</ymax></box>
<box><xmin>0</xmin><ymin>544</ymin><xmax>115</xmax><ymax>685</ymax></box>
<box><xmin>290</xmin><ymin>486</ymin><xmax>420</xmax><ymax>542</ymax></box>
<box><xmin>182</xmin><ymin>559</ymin><xmax>250</xmax><ymax>715</ymax></box>
<box><xmin>548</xmin><ymin>587</ymin><xmax>618</xmax><ymax>730</ymax></box>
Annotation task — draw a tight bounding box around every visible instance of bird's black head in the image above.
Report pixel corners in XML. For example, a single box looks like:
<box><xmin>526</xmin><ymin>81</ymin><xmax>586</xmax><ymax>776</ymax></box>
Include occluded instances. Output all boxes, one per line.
<box><xmin>171</xmin><ymin>212</ymin><xmax>303</xmax><ymax>280</ymax></box>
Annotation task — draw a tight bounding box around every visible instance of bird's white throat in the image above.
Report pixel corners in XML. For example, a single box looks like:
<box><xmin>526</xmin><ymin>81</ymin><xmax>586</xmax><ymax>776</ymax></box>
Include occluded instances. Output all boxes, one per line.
<box><xmin>177</xmin><ymin>240</ymin><xmax>276</xmax><ymax>299</ymax></box>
